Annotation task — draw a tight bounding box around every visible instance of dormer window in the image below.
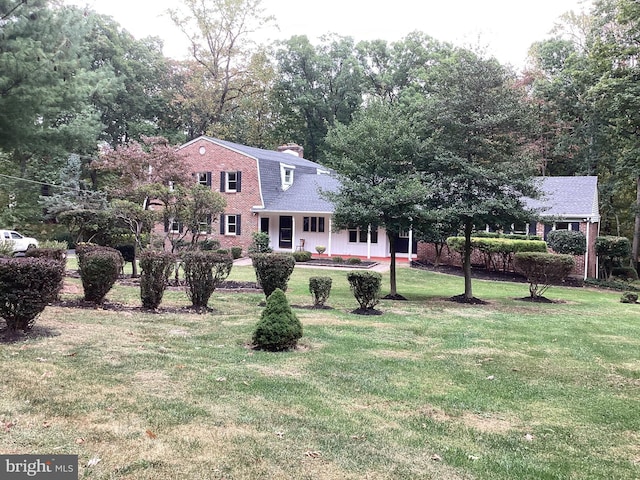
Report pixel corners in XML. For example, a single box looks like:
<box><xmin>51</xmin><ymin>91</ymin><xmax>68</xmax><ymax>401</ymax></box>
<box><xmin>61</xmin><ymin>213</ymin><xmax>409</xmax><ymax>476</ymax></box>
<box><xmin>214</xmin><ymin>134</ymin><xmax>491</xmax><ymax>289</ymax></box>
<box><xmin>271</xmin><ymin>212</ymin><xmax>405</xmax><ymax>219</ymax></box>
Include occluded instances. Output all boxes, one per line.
<box><xmin>280</xmin><ymin>163</ymin><xmax>295</xmax><ymax>190</ymax></box>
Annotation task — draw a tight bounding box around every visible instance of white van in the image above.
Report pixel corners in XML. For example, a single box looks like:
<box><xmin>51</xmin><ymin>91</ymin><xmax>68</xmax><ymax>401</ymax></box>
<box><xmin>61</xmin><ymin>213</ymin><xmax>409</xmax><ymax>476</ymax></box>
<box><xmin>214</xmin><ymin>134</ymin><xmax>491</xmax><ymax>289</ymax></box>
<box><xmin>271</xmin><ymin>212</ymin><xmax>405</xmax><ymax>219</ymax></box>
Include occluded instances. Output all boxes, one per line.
<box><xmin>0</xmin><ymin>230</ymin><xmax>39</xmax><ymax>255</ymax></box>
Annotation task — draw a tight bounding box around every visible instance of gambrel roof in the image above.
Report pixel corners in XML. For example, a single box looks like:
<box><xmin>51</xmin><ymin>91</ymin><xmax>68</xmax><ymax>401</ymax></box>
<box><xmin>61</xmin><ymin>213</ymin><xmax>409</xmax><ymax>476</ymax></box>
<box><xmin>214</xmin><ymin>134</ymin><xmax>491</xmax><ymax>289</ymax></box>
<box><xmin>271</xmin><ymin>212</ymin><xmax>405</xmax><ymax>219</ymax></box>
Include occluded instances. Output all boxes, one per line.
<box><xmin>196</xmin><ymin>137</ymin><xmax>336</xmax><ymax>213</ymax></box>
<box><xmin>525</xmin><ymin>176</ymin><xmax>600</xmax><ymax>221</ymax></box>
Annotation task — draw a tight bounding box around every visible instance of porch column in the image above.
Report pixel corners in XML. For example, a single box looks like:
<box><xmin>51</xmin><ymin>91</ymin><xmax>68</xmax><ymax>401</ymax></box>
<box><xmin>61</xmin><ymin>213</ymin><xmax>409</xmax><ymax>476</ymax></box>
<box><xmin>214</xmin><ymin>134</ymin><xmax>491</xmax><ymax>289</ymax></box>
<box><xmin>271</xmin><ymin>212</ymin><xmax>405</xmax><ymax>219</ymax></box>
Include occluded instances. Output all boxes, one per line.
<box><xmin>292</xmin><ymin>216</ymin><xmax>296</xmax><ymax>252</ymax></box>
<box><xmin>328</xmin><ymin>217</ymin><xmax>333</xmax><ymax>257</ymax></box>
<box><xmin>367</xmin><ymin>224</ymin><xmax>372</xmax><ymax>259</ymax></box>
<box><xmin>408</xmin><ymin>227</ymin><xmax>414</xmax><ymax>260</ymax></box>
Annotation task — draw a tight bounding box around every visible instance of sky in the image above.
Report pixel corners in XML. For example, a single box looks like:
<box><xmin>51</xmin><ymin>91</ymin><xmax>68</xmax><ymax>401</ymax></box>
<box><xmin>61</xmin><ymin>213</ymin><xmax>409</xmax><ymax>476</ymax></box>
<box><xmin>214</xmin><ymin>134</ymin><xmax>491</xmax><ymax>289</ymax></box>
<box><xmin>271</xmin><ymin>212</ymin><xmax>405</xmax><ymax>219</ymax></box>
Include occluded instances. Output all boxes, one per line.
<box><xmin>65</xmin><ymin>0</ymin><xmax>593</xmax><ymax>68</ymax></box>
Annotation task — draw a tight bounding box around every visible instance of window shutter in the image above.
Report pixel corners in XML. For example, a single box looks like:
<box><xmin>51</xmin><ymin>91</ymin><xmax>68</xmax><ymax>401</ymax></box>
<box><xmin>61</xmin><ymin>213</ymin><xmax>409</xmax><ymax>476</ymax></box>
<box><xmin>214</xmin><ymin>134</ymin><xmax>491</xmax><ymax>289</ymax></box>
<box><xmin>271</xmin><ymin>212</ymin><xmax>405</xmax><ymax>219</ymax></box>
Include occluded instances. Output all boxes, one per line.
<box><xmin>178</xmin><ymin>221</ymin><xmax>184</xmax><ymax>233</ymax></box>
<box><xmin>220</xmin><ymin>172</ymin><xmax>226</xmax><ymax>192</ymax></box>
<box><xmin>207</xmin><ymin>214</ymin><xmax>212</xmax><ymax>234</ymax></box>
<box><xmin>220</xmin><ymin>214</ymin><xmax>225</xmax><ymax>234</ymax></box>
<box><xmin>236</xmin><ymin>171</ymin><xmax>242</xmax><ymax>192</ymax></box>
<box><xmin>164</xmin><ymin>218</ymin><xmax>169</xmax><ymax>233</ymax></box>
<box><xmin>571</xmin><ymin>222</ymin><xmax>580</xmax><ymax>231</ymax></box>
<box><xmin>236</xmin><ymin>214</ymin><xmax>241</xmax><ymax>236</ymax></box>
<box><xmin>544</xmin><ymin>224</ymin><xmax>552</xmax><ymax>240</ymax></box>
<box><xmin>529</xmin><ymin>222</ymin><xmax>538</xmax><ymax>236</ymax></box>
<box><xmin>206</xmin><ymin>172</ymin><xmax>212</xmax><ymax>187</ymax></box>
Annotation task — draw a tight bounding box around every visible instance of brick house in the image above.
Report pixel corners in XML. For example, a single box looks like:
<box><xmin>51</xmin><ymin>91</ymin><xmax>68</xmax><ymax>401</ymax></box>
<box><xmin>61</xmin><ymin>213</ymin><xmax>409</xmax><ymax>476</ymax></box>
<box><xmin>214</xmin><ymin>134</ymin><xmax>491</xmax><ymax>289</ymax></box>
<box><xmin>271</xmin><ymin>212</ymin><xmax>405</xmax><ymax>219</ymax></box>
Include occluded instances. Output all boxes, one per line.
<box><xmin>416</xmin><ymin>176</ymin><xmax>601</xmax><ymax>279</ymax></box>
<box><xmin>156</xmin><ymin>136</ymin><xmax>396</xmax><ymax>258</ymax></box>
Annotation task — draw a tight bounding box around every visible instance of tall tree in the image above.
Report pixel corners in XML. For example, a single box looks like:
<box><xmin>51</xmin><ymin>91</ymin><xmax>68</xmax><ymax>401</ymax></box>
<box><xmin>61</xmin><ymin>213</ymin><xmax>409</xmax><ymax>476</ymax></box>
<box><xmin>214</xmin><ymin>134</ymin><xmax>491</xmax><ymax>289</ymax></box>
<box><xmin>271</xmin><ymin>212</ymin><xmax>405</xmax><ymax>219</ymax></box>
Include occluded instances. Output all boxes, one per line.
<box><xmin>325</xmin><ymin>100</ymin><xmax>428</xmax><ymax>298</ymax></box>
<box><xmin>273</xmin><ymin>35</ymin><xmax>364</xmax><ymax>161</ymax></box>
<box><xmin>416</xmin><ymin>49</ymin><xmax>539</xmax><ymax>302</ymax></box>
<box><xmin>168</xmin><ymin>0</ymin><xmax>275</xmax><ymax>139</ymax></box>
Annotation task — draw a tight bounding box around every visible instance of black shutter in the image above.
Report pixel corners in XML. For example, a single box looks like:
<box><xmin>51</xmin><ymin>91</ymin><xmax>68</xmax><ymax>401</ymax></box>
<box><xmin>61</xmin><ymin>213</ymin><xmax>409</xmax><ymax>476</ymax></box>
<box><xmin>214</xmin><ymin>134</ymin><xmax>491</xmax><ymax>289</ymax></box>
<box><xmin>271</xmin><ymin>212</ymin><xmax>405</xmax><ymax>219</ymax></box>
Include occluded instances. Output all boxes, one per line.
<box><xmin>220</xmin><ymin>214</ymin><xmax>225</xmax><ymax>234</ymax></box>
<box><xmin>220</xmin><ymin>172</ymin><xmax>226</xmax><ymax>192</ymax></box>
<box><xmin>236</xmin><ymin>215</ymin><xmax>241</xmax><ymax>236</ymax></box>
<box><xmin>178</xmin><ymin>221</ymin><xmax>184</xmax><ymax>233</ymax></box>
<box><xmin>529</xmin><ymin>222</ymin><xmax>538</xmax><ymax>236</ymax></box>
<box><xmin>206</xmin><ymin>214</ymin><xmax>212</xmax><ymax>234</ymax></box>
<box><xmin>544</xmin><ymin>224</ymin><xmax>552</xmax><ymax>241</ymax></box>
<box><xmin>236</xmin><ymin>171</ymin><xmax>242</xmax><ymax>192</ymax></box>
<box><xmin>571</xmin><ymin>222</ymin><xmax>580</xmax><ymax>232</ymax></box>
<box><xmin>206</xmin><ymin>172</ymin><xmax>212</xmax><ymax>187</ymax></box>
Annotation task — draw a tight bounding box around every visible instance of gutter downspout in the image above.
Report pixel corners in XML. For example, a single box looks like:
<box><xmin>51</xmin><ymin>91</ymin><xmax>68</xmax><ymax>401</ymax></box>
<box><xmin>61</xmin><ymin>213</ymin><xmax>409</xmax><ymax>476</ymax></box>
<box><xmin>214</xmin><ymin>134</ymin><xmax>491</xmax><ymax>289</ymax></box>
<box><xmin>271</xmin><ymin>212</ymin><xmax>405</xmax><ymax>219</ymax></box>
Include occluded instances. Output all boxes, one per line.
<box><xmin>584</xmin><ymin>220</ymin><xmax>589</xmax><ymax>280</ymax></box>
<box><xmin>328</xmin><ymin>217</ymin><xmax>333</xmax><ymax>257</ymax></box>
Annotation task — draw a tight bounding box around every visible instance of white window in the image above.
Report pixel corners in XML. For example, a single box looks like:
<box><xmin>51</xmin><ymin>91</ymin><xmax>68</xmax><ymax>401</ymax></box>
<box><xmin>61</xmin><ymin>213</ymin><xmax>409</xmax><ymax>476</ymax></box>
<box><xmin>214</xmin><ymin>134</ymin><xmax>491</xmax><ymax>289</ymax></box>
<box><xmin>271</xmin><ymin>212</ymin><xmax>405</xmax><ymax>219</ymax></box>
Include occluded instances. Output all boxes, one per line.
<box><xmin>197</xmin><ymin>172</ymin><xmax>210</xmax><ymax>186</ymax></box>
<box><xmin>280</xmin><ymin>163</ymin><xmax>295</xmax><ymax>190</ymax></box>
<box><xmin>226</xmin><ymin>215</ymin><xmax>237</xmax><ymax>235</ymax></box>
<box><xmin>226</xmin><ymin>171</ymin><xmax>238</xmax><ymax>192</ymax></box>
<box><xmin>170</xmin><ymin>220</ymin><xmax>182</xmax><ymax>233</ymax></box>
<box><xmin>168</xmin><ymin>181</ymin><xmax>174</xmax><ymax>192</ymax></box>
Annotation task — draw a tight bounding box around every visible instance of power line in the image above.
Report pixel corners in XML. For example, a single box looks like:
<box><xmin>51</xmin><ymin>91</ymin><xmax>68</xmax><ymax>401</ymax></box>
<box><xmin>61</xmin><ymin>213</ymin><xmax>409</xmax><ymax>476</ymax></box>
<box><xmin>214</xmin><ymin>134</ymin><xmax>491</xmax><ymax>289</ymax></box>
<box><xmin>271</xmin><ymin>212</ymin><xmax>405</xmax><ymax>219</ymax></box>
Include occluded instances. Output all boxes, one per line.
<box><xmin>0</xmin><ymin>173</ymin><xmax>92</xmax><ymax>194</ymax></box>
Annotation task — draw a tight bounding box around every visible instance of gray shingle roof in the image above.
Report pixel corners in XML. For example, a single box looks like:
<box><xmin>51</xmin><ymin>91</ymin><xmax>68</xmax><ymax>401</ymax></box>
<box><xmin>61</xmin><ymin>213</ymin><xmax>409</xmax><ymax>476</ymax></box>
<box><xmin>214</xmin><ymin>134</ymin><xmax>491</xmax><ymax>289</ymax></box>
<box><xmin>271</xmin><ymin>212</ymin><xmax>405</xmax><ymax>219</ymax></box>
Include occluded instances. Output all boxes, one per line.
<box><xmin>264</xmin><ymin>174</ymin><xmax>340</xmax><ymax>213</ymax></box>
<box><xmin>525</xmin><ymin>176</ymin><xmax>599</xmax><ymax>220</ymax></box>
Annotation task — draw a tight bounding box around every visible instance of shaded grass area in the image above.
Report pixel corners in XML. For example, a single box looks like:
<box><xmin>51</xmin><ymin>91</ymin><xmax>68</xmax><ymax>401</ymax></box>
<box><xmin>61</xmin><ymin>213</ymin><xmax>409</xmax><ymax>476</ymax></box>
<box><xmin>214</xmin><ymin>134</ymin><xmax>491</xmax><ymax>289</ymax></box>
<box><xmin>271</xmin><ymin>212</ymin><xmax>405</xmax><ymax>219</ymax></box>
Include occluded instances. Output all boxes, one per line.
<box><xmin>1</xmin><ymin>265</ymin><xmax>639</xmax><ymax>479</ymax></box>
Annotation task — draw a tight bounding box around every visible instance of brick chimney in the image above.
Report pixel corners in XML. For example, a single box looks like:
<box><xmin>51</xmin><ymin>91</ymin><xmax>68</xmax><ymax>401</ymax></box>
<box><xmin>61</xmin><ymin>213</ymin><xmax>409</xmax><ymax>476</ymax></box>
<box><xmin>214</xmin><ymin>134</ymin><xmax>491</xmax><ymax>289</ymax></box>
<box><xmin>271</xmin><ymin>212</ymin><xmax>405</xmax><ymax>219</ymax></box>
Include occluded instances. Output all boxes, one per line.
<box><xmin>277</xmin><ymin>143</ymin><xmax>304</xmax><ymax>158</ymax></box>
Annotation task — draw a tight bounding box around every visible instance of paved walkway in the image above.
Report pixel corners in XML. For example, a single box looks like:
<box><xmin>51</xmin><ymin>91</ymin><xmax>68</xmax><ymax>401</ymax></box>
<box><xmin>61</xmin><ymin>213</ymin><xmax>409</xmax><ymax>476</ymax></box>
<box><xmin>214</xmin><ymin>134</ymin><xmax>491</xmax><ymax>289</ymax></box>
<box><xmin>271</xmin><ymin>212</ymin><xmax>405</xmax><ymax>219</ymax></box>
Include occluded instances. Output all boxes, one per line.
<box><xmin>234</xmin><ymin>257</ymin><xmax>397</xmax><ymax>273</ymax></box>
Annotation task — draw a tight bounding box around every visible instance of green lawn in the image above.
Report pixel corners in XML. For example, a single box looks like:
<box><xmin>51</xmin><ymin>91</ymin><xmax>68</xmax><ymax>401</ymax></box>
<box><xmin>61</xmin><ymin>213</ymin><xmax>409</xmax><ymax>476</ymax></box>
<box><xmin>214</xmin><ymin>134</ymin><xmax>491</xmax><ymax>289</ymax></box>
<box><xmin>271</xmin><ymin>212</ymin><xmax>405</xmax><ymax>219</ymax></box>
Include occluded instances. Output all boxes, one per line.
<box><xmin>1</xmin><ymin>265</ymin><xmax>639</xmax><ymax>479</ymax></box>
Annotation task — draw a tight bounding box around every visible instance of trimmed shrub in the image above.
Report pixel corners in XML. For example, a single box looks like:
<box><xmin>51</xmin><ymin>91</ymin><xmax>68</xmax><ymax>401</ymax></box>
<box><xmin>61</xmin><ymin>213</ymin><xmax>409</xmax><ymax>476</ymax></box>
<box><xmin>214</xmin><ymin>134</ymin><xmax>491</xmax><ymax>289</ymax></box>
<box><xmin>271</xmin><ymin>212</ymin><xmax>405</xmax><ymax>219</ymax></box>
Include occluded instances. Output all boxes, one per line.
<box><xmin>252</xmin><ymin>288</ymin><xmax>302</xmax><ymax>351</ymax></box>
<box><xmin>25</xmin><ymin>248</ymin><xmax>67</xmax><ymax>298</ymax></box>
<box><xmin>216</xmin><ymin>249</ymin><xmax>229</xmax><ymax>255</ymax></box>
<box><xmin>332</xmin><ymin>256</ymin><xmax>344</xmax><ymax>264</ymax></box>
<box><xmin>513</xmin><ymin>252</ymin><xmax>575</xmax><ymax>299</ymax></box>
<box><xmin>78</xmin><ymin>247</ymin><xmax>124</xmax><ymax>303</ymax></box>
<box><xmin>620</xmin><ymin>291</ymin><xmax>638</xmax><ymax>304</ymax></box>
<box><xmin>315</xmin><ymin>245</ymin><xmax>326</xmax><ymax>254</ymax></box>
<box><xmin>309</xmin><ymin>276</ymin><xmax>332</xmax><ymax>307</ymax></box>
<box><xmin>584</xmin><ymin>277</ymin><xmax>640</xmax><ymax>292</ymax></box>
<box><xmin>547</xmin><ymin>230</ymin><xmax>587</xmax><ymax>255</ymax></box>
<box><xmin>248</xmin><ymin>231</ymin><xmax>272</xmax><ymax>254</ymax></box>
<box><xmin>139</xmin><ymin>250</ymin><xmax>176</xmax><ymax>310</ymax></box>
<box><xmin>447</xmin><ymin>236</ymin><xmax>548</xmax><ymax>272</ymax></box>
<box><xmin>0</xmin><ymin>257</ymin><xmax>65</xmax><ymax>332</ymax></box>
<box><xmin>596</xmin><ymin>236</ymin><xmax>631</xmax><ymax>280</ymax></box>
<box><xmin>347</xmin><ymin>257</ymin><xmax>362</xmax><ymax>265</ymax></box>
<box><xmin>251</xmin><ymin>253</ymin><xmax>296</xmax><ymax>297</ymax></box>
<box><xmin>292</xmin><ymin>250</ymin><xmax>312</xmax><ymax>262</ymax></box>
<box><xmin>347</xmin><ymin>271</ymin><xmax>382</xmax><ymax>310</ymax></box>
<box><xmin>231</xmin><ymin>246</ymin><xmax>243</xmax><ymax>259</ymax></box>
<box><xmin>198</xmin><ymin>239</ymin><xmax>221</xmax><ymax>251</ymax></box>
<box><xmin>182</xmin><ymin>251</ymin><xmax>233</xmax><ymax>309</ymax></box>
<box><xmin>612</xmin><ymin>266</ymin><xmax>639</xmax><ymax>281</ymax></box>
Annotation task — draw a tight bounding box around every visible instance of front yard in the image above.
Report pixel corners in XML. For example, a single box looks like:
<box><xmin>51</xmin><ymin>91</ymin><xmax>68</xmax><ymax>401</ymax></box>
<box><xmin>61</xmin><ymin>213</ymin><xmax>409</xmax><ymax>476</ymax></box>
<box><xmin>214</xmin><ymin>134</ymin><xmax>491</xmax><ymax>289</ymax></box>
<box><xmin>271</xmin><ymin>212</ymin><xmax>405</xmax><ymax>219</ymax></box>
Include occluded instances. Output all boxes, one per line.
<box><xmin>1</xmin><ymin>265</ymin><xmax>639</xmax><ymax>479</ymax></box>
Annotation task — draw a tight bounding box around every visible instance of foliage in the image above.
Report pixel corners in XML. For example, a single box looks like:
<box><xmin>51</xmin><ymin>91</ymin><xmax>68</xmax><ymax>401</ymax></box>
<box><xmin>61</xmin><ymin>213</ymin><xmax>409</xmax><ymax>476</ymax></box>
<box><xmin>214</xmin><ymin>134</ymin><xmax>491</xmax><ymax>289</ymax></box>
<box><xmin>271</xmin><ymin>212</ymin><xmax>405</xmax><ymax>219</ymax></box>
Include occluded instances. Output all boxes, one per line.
<box><xmin>309</xmin><ymin>276</ymin><xmax>332</xmax><ymax>307</ymax></box>
<box><xmin>0</xmin><ymin>257</ymin><xmax>64</xmax><ymax>332</ymax></box>
<box><xmin>416</xmin><ymin>48</ymin><xmax>540</xmax><ymax>301</ymax></box>
<box><xmin>347</xmin><ymin>271</ymin><xmax>382</xmax><ymax>310</ymax></box>
<box><xmin>78</xmin><ymin>247</ymin><xmax>124</xmax><ymax>303</ymax></box>
<box><xmin>547</xmin><ymin>230</ymin><xmax>587</xmax><ymax>255</ymax></box>
<box><xmin>292</xmin><ymin>250</ymin><xmax>312</xmax><ymax>262</ymax></box>
<box><xmin>199</xmin><ymin>239</ymin><xmax>221</xmax><ymax>251</ymax></box>
<box><xmin>620</xmin><ymin>291</ymin><xmax>638</xmax><ymax>303</ymax></box>
<box><xmin>231</xmin><ymin>246</ymin><xmax>243</xmax><ymax>259</ymax></box>
<box><xmin>612</xmin><ymin>266</ymin><xmax>638</xmax><ymax>281</ymax></box>
<box><xmin>315</xmin><ymin>245</ymin><xmax>326</xmax><ymax>254</ymax></box>
<box><xmin>447</xmin><ymin>236</ymin><xmax>548</xmax><ymax>272</ymax></box>
<box><xmin>115</xmin><ymin>245</ymin><xmax>136</xmax><ymax>264</ymax></box>
<box><xmin>0</xmin><ymin>242</ymin><xmax>14</xmax><ymax>258</ymax></box>
<box><xmin>584</xmin><ymin>277</ymin><xmax>640</xmax><ymax>291</ymax></box>
<box><xmin>38</xmin><ymin>240</ymin><xmax>69</xmax><ymax>250</ymax></box>
<box><xmin>251</xmin><ymin>253</ymin><xmax>296</xmax><ymax>297</ymax></box>
<box><xmin>252</xmin><ymin>288</ymin><xmax>302</xmax><ymax>351</ymax></box>
<box><xmin>513</xmin><ymin>252</ymin><xmax>575</xmax><ymax>299</ymax></box>
<box><xmin>139</xmin><ymin>250</ymin><xmax>176</xmax><ymax>310</ymax></box>
<box><xmin>332</xmin><ymin>256</ymin><xmax>344</xmax><ymax>264</ymax></box>
<box><xmin>182</xmin><ymin>251</ymin><xmax>233</xmax><ymax>309</ymax></box>
<box><xmin>248</xmin><ymin>231</ymin><xmax>272</xmax><ymax>254</ymax></box>
<box><xmin>347</xmin><ymin>257</ymin><xmax>362</xmax><ymax>265</ymax></box>
<box><xmin>596</xmin><ymin>235</ymin><xmax>631</xmax><ymax>279</ymax></box>
<box><xmin>325</xmin><ymin>99</ymin><xmax>427</xmax><ymax>297</ymax></box>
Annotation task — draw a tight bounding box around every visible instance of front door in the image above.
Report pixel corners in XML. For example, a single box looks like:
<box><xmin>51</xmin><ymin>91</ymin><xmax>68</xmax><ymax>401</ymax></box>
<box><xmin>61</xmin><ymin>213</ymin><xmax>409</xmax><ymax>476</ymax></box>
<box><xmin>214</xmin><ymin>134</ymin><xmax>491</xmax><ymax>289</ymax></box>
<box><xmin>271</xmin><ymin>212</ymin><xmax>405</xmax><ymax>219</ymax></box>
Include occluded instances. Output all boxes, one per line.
<box><xmin>279</xmin><ymin>216</ymin><xmax>293</xmax><ymax>249</ymax></box>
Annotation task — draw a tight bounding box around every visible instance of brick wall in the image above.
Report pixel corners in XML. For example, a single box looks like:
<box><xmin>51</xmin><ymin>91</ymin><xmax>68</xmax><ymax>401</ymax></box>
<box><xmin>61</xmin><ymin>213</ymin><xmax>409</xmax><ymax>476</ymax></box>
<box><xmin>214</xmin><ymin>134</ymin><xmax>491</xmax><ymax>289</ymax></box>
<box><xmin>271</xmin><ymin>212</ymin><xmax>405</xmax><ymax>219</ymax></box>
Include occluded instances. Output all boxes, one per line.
<box><xmin>153</xmin><ymin>138</ymin><xmax>263</xmax><ymax>254</ymax></box>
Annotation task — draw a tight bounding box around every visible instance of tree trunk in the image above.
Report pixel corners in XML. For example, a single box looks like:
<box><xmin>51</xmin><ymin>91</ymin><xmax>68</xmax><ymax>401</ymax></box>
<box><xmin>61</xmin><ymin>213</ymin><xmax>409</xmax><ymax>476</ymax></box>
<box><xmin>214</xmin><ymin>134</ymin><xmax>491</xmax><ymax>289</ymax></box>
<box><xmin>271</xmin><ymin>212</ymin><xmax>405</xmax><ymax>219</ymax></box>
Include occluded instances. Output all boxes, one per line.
<box><xmin>388</xmin><ymin>231</ymin><xmax>397</xmax><ymax>297</ymax></box>
<box><xmin>463</xmin><ymin>220</ymin><xmax>473</xmax><ymax>300</ymax></box>
<box><xmin>632</xmin><ymin>176</ymin><xmax>640</xmax><ymax>270</ymax></box>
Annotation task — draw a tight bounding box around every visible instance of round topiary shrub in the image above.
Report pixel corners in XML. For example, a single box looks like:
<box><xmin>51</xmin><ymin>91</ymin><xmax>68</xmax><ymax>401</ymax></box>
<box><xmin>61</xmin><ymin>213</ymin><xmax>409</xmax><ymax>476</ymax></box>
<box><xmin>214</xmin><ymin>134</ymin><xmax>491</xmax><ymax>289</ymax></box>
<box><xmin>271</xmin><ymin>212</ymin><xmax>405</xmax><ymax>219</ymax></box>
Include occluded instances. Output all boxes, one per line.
<box><xmin>182</xmin><ymin>251</ymin><xmax>233</xmax><ymax>309</ymax></box>
<box><xmin>309</xmin><ymin>276</ymin><xmax>332</xmax><ymax>307</ymax></box>
<box><xmin>332</xmin><ymin>256</ymin><xmax>344</xmax><ymax>264</ymax></box>
<box><xmin>347</xmin><ymin>257</ymin><xmax>362</xmax><ymax>265</ymax></box>
<box><xmin>139</xmin><ymin>250</ymin><xmax>176</xmax><ymax>310</ymax></box>
<box><xmin>78</xmin><ymin>247</ymin><xmax>124</xmax><ymax>303</ymax></box>
<box><xmin>0</xmin><ymin>257</ymin><xmax>65</xmax><ymax>332</ymax></box>
<box><xmin>292</xmin><ymin>250</ymin><xmax>312</xmax><ymax>262</ymax></box>
<box><xmin>347</xmin><ymin>271</ymin><xmax>382</xmax><ymax>311</ymax></box>
<box><xmin>231</xmin><ymin>246</ymin><xmax>243</xmax><ymax>259</ymax></box>
<box><xmin>252</xmin><ymin>288</ymin><xmax>302</xmax><ymax>351</ymax></box>
<box><xmin>251</xmin><ymin>253</ymin><xmax>296</xmax><ymax>297</ymax></box>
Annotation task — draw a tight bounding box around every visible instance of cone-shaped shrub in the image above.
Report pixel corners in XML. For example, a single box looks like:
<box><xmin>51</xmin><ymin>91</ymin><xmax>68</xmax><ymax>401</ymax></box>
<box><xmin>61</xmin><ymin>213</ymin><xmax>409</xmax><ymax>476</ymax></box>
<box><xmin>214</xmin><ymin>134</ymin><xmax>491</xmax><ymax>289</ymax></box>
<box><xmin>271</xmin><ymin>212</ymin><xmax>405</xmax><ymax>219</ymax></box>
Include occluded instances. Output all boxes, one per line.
<box><xmin>347</xmin><ymin>271</ymin><xmax>382</xmax><ymax>310</ymax></box>
<box><xmin>182</xmin><ymin>251</ymin><xmax>233</xmax><ymax>309</ymax></box>
<box><xmin>309</xmin><ymin>276</ymin><xmax>332</xmax><ymax>307</ymax></box>
<box><xmin>253</xmin><ymin>288</ymin><xmax>302</xmax><ymax>351</ymax></box>
<box><xmin>78</xmin><ymin>247</ymin><xmax>124</xmax><ymax>303</ymax></box>
<box><xmin>0</xmin><ymin>257</ymin><xmax>65</xmax><ymax>332</ymax></box>
<box><xmin>140</xmin><ymin>250</ymin><xmax>176</xmax><ymax>310</ymax></box>
<box><xmin>251</xmin><ymin>253</ymin><xmax>295</xmax><ymax>297</ymax></box>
